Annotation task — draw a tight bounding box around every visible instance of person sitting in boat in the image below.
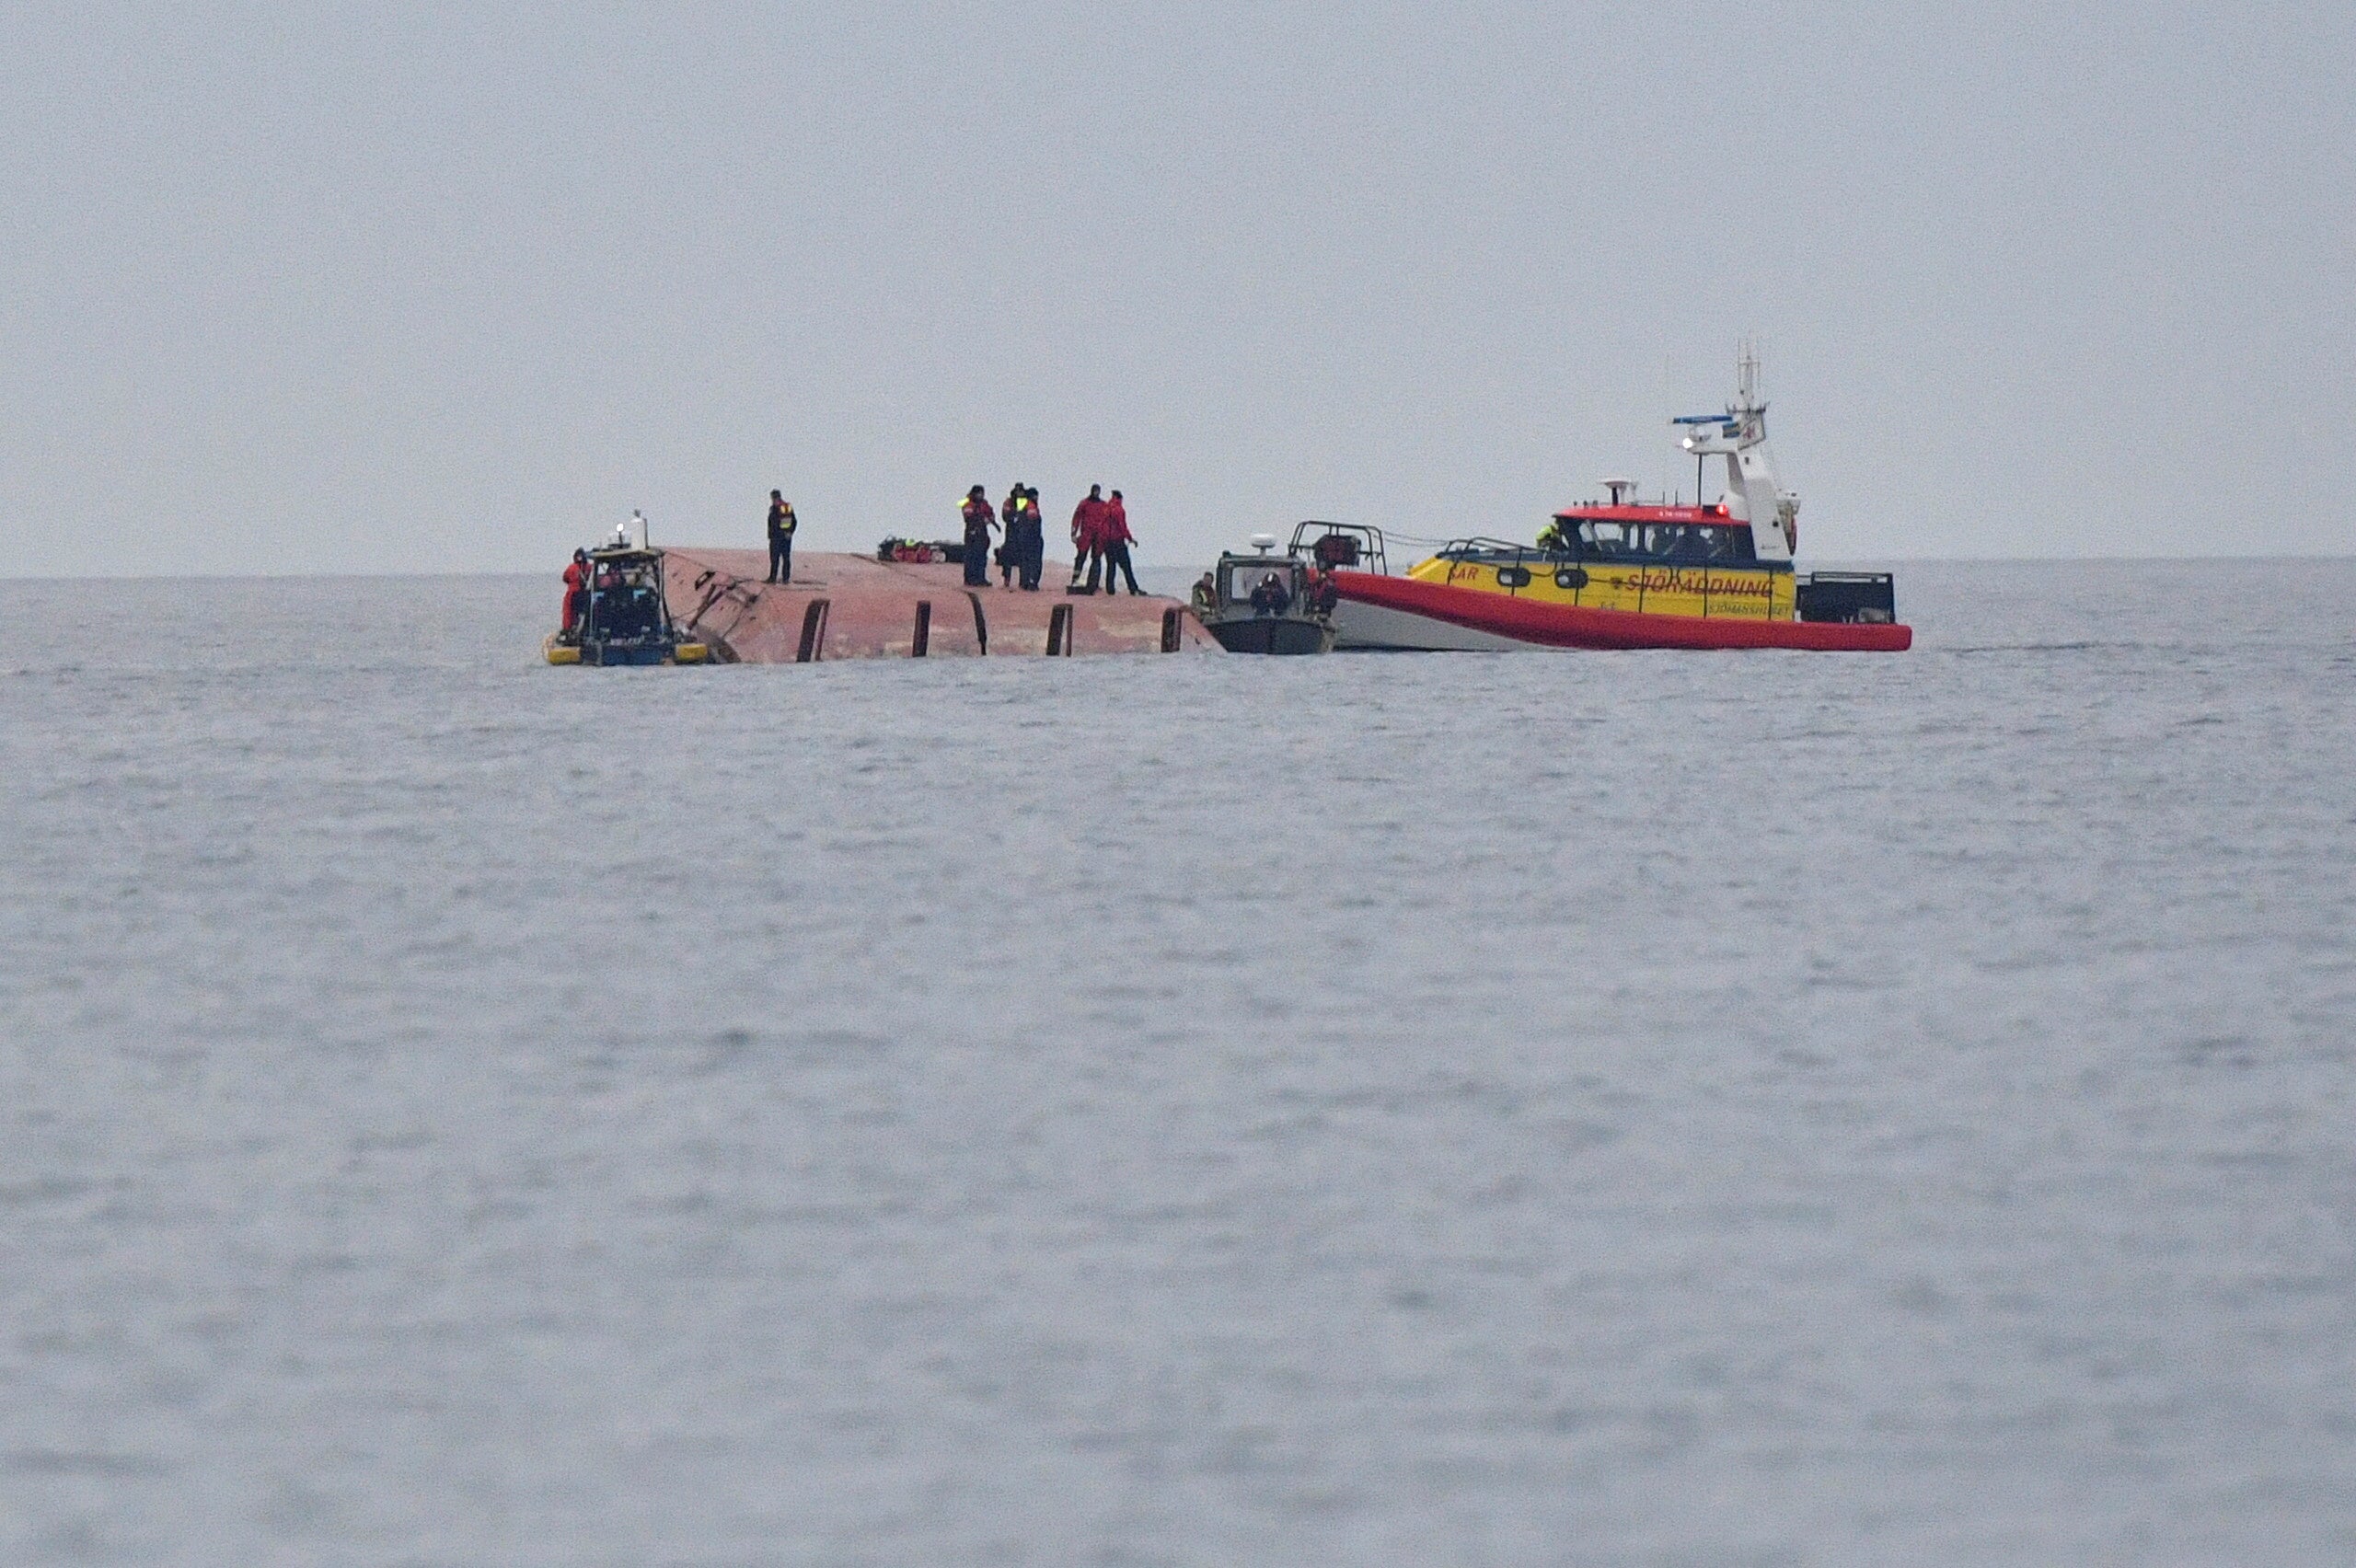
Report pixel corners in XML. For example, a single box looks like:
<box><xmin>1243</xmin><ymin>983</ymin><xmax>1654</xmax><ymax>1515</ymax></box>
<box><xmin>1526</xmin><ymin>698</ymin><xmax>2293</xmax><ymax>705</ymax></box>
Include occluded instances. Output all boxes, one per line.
<box><xmin>1536</xmin><ymin>518</ymin><xmax>1571</xmax><ymax>555</ymax></box>
<box><xmin>1250</xmin><ymin>571</ymin><xmax>1292</xmax><ymax>617</ymax></box>
<box><xmin>602</xmin><ymin>583</ymin><xmax>645</xmax><ymax>639</ymax></box>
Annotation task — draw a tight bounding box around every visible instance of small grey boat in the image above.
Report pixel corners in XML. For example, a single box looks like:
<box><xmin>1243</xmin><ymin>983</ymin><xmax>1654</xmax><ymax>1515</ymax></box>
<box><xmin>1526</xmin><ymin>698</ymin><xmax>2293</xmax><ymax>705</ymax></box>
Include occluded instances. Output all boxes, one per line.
<box><xmin>1193</xmin><ymin>534</ymin><xmax>1336</xmax><ymax>655</ymax></box>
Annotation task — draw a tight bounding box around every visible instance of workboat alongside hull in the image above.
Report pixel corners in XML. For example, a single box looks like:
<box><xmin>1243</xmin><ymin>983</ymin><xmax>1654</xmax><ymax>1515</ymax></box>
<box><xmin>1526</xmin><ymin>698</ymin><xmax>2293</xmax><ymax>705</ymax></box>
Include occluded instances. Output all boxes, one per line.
<box><xmin>1328</xmin><ymin>570</ymin><xmax>1912</xmax><ymax>652</ymax></box>
<box><xmin>1191</xmin><ymin>541</ymin><xmax>1338</xmax><ymax>654</ymax></box>
<box><xmin>1204</xmin><ymin>616</ymin><xmax>1334</xmax><ymax>654</ymax></box>
<box><xmin>546</xmin><ymin>542</ymin><xmax>713</xmax><ymax>665</ymax></box>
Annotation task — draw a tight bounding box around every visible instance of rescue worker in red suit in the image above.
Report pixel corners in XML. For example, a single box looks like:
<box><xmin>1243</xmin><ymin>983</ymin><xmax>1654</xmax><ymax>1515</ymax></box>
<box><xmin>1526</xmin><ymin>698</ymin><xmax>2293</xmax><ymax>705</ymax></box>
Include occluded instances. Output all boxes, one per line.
<box><xmin>1100</xmin><ymin>490</ymin><xmax>1143</xmax><ymax>594</ymax></box>
<box><xmin>1069</xmin><ymin>484</ymin><xmax>1107</xmax><ymax>592</ymax></box>
<box><xmin>560</xmin><ymin>549</ymin><xmax>590</xmax><ymax>638</ymax></box>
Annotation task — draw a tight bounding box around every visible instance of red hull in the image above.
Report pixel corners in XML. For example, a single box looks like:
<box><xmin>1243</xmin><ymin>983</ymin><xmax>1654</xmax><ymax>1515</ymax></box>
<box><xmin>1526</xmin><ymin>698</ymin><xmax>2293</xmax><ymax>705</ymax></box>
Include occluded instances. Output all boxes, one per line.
<box><xmin>657</xmin><ymin>549</ymin><xmax>1216</xmax><ymax>661</ymax></box>
<box><xmin>1331</xmin><ymin>571</ymin><xmax>1912</xmax><ymax>651</ymax></box>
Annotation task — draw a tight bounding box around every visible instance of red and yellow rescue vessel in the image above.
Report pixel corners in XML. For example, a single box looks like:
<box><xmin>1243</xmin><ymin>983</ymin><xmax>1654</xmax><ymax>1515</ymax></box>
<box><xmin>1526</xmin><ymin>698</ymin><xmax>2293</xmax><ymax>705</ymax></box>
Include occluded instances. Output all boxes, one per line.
<box><xmin>1326</xmin><ymin>354</ymin><xmax>1911</xmax><ymax>652</ymax></box>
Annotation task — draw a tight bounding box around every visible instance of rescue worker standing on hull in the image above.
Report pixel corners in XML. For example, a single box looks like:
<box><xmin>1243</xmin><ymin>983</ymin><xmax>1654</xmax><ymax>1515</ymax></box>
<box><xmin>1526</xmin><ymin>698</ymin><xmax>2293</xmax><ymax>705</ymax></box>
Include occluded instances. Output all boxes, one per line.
<box><xmin>1069</xmin><ymin>484</ymin><xmax>1107</xmax><ymax>592</ymax></box>
<box><xmin>961</xmin><ymin>485</ymin><xmax>997</xmax><ymax>588</ymax></box>
<box><xmin>1009</xmin><ymin>486</ymin><xmax>1045</xmax><ymax>590</ymax></box>
<box><xmin>765</xmin><ymin>490</ymin><xmax>798</xmax><ymax>583</ymax></box>
<box><xmin>998</xmin><ymin>484</ymin><xmax>1025</xmax><ymax>588</ymax></box>
<box><xmin>1101</xmin><ymin>489</ymin><xmax>1143</xmax><ymax>594</ymax></box>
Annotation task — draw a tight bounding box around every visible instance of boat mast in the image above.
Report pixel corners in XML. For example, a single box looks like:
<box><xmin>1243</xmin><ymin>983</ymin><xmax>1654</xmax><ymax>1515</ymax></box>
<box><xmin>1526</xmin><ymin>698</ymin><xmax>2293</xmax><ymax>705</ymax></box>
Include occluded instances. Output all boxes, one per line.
<box><xmin>1673</xmin><ymin>341</ymin><xmax>1800</xmax><ymax>559</ymax></box>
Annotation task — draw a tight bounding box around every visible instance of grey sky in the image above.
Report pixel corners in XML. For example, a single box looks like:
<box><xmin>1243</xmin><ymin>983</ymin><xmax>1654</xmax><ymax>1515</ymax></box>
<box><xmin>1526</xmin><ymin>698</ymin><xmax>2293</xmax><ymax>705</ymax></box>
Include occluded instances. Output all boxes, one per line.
<box><xmin>5</xmin><ymin>1</ymin><xmax>2349</xmax><ymax>577</ymax></box>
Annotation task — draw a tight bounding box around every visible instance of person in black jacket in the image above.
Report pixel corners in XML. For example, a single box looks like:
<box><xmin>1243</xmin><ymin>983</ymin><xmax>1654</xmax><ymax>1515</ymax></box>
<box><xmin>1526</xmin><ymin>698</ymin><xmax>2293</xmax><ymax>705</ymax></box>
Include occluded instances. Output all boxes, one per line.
<box><xmin>1011</xmin><ymin>486</ymin><xmax>1045</xmax><ymax>590</ymax></box>
<box><xmin>1250</xmin><ymin>571</ymin><xmax>1292</xmax><ymax>617</ymax></box>
<box><xmin>998</xmin><ymin>485</ymin><xmax>1025</xmax><ymax>587</ymax></box>
<box><xmin>960</xmin><ymin>486</ymin><xmax>996</xmax><ymax>587</ymax></box>
<box><xmin>766</xmin><ymin>490</ymin><xmax>798</xmax><ymax>583</ymax></box>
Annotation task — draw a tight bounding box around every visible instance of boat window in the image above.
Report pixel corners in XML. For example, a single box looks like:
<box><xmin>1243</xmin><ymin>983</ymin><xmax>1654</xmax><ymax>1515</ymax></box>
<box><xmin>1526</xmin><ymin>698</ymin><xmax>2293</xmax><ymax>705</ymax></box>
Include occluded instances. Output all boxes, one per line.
<box><xmin>1227</xmin><ymin>563</ymin><xmax>1295</xmax><ymax>601</ymax></box>
<box><xmin>1636</xmin><ymin>525</ymin><xmax>1711</xmax><ymax>559</ymax></box>
<box><xmin>1576</xmin><ymin>521</ymin><xmax>1637</xmax><ymax>558</ymax></box>
<box><xmin>1572</xmin><ymin>523</ymin><xmax>1752</xmax><ymax>562</ymax></box>
<box><xmin>1670</xmin><ymin>525</ymin><xmax>1751</xmax><ymax>560</ymax></box>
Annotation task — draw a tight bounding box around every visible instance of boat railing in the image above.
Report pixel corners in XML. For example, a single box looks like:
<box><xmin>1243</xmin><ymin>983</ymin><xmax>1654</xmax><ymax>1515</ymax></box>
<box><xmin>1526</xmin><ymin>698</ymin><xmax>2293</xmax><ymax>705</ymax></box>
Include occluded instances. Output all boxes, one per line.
<box><xmin>1288</xmin><ymin>521</ymin><xmax>1388</xmax><ymax>575</ymax></box>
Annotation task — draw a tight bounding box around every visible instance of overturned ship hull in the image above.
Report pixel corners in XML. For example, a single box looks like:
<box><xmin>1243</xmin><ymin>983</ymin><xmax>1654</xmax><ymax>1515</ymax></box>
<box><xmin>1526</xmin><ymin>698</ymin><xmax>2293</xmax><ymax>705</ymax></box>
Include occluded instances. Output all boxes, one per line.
<box><xmin>664</xmin><ymin>549</ymin><xmax>1218</xmax><ymax>662</ymax></box>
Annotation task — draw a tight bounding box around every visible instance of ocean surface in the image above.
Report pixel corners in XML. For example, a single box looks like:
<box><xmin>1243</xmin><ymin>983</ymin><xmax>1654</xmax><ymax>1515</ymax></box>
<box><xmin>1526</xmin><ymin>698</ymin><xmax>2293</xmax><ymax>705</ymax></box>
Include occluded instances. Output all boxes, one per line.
<box><xmin>3</xmin><ymin>559</ymin><xmax>2353</xmax><ymax>1567</ymax></box>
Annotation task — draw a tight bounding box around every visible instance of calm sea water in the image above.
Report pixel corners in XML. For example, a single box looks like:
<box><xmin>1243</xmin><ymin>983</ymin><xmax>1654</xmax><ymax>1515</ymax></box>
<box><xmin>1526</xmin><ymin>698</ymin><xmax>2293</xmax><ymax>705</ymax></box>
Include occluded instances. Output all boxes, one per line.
<box><xmin>3</xmin><ymin>560</ymin><xmax>2353</xmax><ymax>1566</ymax></box>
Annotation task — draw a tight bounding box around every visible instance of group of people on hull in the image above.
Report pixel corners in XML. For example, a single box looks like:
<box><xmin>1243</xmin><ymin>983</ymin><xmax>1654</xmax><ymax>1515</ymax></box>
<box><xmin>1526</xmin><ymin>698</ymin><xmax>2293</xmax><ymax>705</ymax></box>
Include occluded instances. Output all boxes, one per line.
<box><xmin>960</xmin><ymin>483</ymin><xmax>1143</xmax><ymax>594</ymax></box>
<box><xmin>759</xmin><ymin>483</ymin><xmax>1146</xmax><ymax>594</ymax></box>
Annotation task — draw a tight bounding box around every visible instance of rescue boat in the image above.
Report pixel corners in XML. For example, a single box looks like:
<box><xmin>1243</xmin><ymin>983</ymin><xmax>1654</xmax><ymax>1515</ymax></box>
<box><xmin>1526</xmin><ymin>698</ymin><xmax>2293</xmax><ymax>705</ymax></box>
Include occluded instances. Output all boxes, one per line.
<box><xmin>1326</xmin><ymin>353</ymin><xmax>1911</xmax><ymax>652</ymax></box>
<box><xmin>547</xmin><ymin>522</ymin><xmax>711</xmax><ymax>666</ymax></box>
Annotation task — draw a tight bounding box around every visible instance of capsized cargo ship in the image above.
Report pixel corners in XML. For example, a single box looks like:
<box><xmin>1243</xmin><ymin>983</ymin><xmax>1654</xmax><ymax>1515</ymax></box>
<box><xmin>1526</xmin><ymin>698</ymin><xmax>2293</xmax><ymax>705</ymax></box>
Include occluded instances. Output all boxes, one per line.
<box><xmin>653</xmin><ymin>546</ymin><xmax>1216</xmax><ymax>662</ymax></box>
<box><xmin>1326</xmin><ymin>353</ymin><xmax>1911</xmax><ymax>652</ymax></box>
